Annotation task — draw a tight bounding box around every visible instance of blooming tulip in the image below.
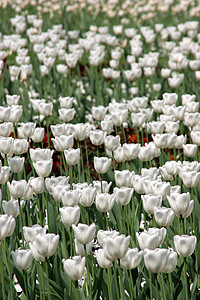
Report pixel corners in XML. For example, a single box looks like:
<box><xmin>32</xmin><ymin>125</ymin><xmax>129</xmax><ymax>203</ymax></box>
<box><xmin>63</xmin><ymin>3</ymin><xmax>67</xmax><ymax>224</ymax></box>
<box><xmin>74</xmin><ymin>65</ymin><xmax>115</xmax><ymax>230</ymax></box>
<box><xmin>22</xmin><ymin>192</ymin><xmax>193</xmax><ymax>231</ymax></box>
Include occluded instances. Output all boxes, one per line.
<box><xmin>63</xmin><ymin>256</ymin><xmax>85</xmax><ymax>280</ymax></box>
<box><xmin>59</xmin><ymin>206</ymin><xmax>80</xmax><ymax>227</ymax></box>
<box><xmin>72</xmin><ymin>223</ymin><xmax>96</xmax><ymax>245</ymax></box>
<box><xmin>174</xmin><ymin>235</ymin><xmax>196</xmax><ymax>257</ymax></box>
<box><xmin>12</xmin><ymin>249</ymin><xmax>32</xmax><ymax>270</ymax></box>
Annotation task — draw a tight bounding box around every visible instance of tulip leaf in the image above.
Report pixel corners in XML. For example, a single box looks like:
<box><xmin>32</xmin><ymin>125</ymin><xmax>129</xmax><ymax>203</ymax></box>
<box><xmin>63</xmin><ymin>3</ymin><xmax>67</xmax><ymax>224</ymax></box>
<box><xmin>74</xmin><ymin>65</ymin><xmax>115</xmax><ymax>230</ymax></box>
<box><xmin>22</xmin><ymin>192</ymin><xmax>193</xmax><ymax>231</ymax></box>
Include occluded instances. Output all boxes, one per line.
<box><xmin>47</xmin><ymin>201</ymin><xmax>57</xmax><ymax>234</ymax></box>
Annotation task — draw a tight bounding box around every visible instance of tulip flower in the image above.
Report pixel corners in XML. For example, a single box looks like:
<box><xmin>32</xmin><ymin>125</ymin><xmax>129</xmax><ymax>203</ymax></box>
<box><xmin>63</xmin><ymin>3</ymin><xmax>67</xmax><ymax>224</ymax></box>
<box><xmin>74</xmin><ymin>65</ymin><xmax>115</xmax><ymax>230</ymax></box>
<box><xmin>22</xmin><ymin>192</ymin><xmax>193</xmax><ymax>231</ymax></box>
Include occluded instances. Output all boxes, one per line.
<box><xmin>31</xmin><ymin>127</ymin><xmax>45</xmax><ymax>143</ymax></box>
<box><xmin>72</xmin><ymin>223</ymin><xmax>96</xmax><ymax>245</ymax></box>
<box><xmin>33</xmin><ymin>159</ymin><xmax>53</xmax><ymax>177</ymax></box>
<box><xmin>0</xmin><ymin>167</ymin><xmax>10</xmax><ymax>184</ymax></box>
<box><xmin>154</xmin><ymin>207</ymin><xmax>174</xmax><ymax>227</ymax></box>
<box><xmin>167</xmin><ymin>193</ymin><xmax>193</xmax><ymax>218</ymax></box>
<box><xmin>59</xmin><ymin>206</ymin><xmax>80</xmax><ymax>227</ymax></box>
<box><xmin>95</xmin><ymin>193</ymin><xmax>116</xmax><ymax>212</ymax></box>
<box><xmin>12</xmin><ymin>249</ymin><xmax>33</xmax><ymax>270</ymax></box>
<box><xmin>63</xmin><ymin>256</ymin><xmax>85</xmax><ymax>280</ymax></box>
<box><xmin>7</xmin><ymin>180</ymin><xmax>29</xmax><ymax>199</ymax></box>
<box><xmin>2</xmin><ymin>200</ymin><xmax>19</xmax><ymax>218</ymax></box>
<box><xmin>30</xmin><ymin>148</ymin><xmax>54</xmax><ymax>162</ymax></box>
<box><xmin>104</xmin><ymin>135</ymin><xmax>120</xmax><ymax>151</ymax></box>
<box><xmin>114</xmin><ymin>170</ymin><xmax>134</xmax><ymax>187</ymax></box>
<box><xmin>142</xmin><ymin>194</ymin><xmax>162</xmax><ymax>214</ymax></box>
<box><xmin>64</xmin><ymin>148</ymin><xmax>80</xmax><ymax>165</ymax></box>
<box><xmin>0</xmin><ymin>214</ymin><xmax>16</xmax><ymax>240</ymax></box>
<box><xmin>144</xmin><ymin>248</ymin><xmax>177</xmax><ymax>273</ymax></box>
<box><xmin>136</xmin><ymin>227</ymin><xmax>166</xmax><ymax>250</ymax></box>
<box><xmin>75</xmin><ymin>239</ymin><xmax>94</xmax><ymax>256</ymax></box>
<box><xmin>93</xmin><ymin>180</ymin><xmax>112</xmax><ymax>194</ymax></box>
<box><xmin>90</xmin><ymin>130</ymin><xmax>105</xmax><ymax>146</ymax></box>
<box><xmin>78</xmin><ymin>187</ymin><xmax>96</xmax><ymax>207</ymax></box>
<box><xmin>35</xmin><ymin>233</ymin><xmax>59</xmax><ymax>258</ymax></box>
<box><xmin>103</xmin><ymin>234</ymin><xmax>130</xmax><ymax>261</ymax></box>
<box><xmin>174</xmin><ymin>235</ymin><xmax>196</xmax><ymax>257</ymax></box>
<box><xmin>120</xmin><ymin>248</ymin><xmax>143</xmax><ymax>269</ymax></box>
<box><xmin>92</xmin><ymin>105</ymin><xmax>107</xmax><ymax>121</ymax></box>
<box><xmin>52</xmin><ymin>134</ymin><xmax>74</xmax><ymax>151</ymax></box>
<box><xmin>95</xmin><ymin>249</ymin><xmax>113</xmax><ymax>268</ymax></box>
<box><xmin>114</xmin><ymin>187</ymin><xmax>134</xmax><ymax>206</ymax></box>
<box><xmin>123</xmin><ymin>143</ymin><xmax>140</xmax><ymax>160</ymax></box>
<box><xmin>8</xmin><ymin>156</ymin><xmax>25</xmax><ymax>173</ymax></box>
<box><xmin>23</xmin><ymin>224</ymin><xmax>46</xmax><ymax>243</ymax></box>
<box><xmin>97</xmin><ymin>230</ymin><xmax>120</xmax><ymax>248</ymax></box>
<box><xmin>29</xmin><ymin>241</ymin><xmax>46</xmax><ymax>262</ymax></box>
<box><xmin>62</xmin><ymin>190</ymin><xmax>81</xmax><ymax>206</ymax></box>
<box><xmin>94</xmin><ymin>157</ymin><xmax>111</xmax><ymax>174</ymax></box>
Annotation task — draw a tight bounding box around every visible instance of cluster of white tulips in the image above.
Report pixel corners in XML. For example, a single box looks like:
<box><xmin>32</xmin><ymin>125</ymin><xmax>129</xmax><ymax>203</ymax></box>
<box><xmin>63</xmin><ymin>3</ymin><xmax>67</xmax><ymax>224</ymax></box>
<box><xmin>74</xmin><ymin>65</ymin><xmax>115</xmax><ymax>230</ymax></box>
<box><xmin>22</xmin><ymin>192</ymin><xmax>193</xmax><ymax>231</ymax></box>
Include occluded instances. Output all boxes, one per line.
<box><xmin>0</xmin><ymin>0</ymin><xmax>200</xmax><ymax>299</ymax></box>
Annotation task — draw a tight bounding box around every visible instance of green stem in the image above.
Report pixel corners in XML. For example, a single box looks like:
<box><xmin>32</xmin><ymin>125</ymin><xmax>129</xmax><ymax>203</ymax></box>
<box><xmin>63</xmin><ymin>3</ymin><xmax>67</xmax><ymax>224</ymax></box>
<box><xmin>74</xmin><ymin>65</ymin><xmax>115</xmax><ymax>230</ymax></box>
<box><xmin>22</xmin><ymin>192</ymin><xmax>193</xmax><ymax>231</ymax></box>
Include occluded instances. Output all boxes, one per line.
<box><xmin>45</xmin><ymin>260</ymin><xmax>51</xmax><ymax>300</ymax></box>
<box><xmin>0</xmin><ymin>242</ymin><xmax>6</xmax><ymax>300</ymax></box>
<box><xmin>23</xmin><ymin>270</ymin><xmax>29</xmax><ymax>300</ymax></box>
<box><xmin>84</xmin><ymin>245</ymin><xmax>92</xmax><ymax>300</ymax></box>
<box><xmin>113</xmin><ymin>265</ymin><xmax>120</xmax><ymax>300</ymax></box>
<box><xmin>118</xmin><ymin>260</ymin><xmax>125</xmax><ymax>300</ymax></box>
<box><xmin>161</xmin><ymin>273</ymin><xmax>167</xmax><ymax>300</ymax></box>
<box><xmin>149</xmin><ymin>271</ymin><xmax>153</xmax><ymax>300</ymax></box>
<box><xmin>107</xmin><ymin>268</ymin><xmax>113</xmax><ymax>300</ymax></box>
<box><xmin>183</xmin><ymin>258</ymin><xmax>189</xmax><ymax>300</ymax></box>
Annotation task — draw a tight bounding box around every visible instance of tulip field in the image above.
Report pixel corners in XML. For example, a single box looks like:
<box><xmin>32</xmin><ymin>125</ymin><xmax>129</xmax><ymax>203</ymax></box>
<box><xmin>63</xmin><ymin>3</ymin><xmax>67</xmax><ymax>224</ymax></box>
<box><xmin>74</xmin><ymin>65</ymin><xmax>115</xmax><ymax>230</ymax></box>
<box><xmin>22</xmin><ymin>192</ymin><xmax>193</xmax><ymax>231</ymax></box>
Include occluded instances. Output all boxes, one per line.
<box><xmin>1</xmin><ymin>0</ymin><xmax>200</xmax><ymax>299</ymax></box>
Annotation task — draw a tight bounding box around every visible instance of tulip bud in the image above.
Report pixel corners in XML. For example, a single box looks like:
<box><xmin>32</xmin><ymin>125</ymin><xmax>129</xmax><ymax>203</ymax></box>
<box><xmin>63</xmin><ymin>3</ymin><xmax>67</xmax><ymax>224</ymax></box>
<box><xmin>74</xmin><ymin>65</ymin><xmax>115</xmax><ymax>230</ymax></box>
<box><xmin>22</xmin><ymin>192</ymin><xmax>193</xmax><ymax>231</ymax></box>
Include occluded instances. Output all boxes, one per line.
<box><xmin>183</xmin><ymin>144</ymin><xmax>197</xmax><ymax>158</ymax></box>
<box><xmin>18</xmin><ymin>122</ymin><xmax>36</xmax><ymax>138</ymax></box>
<box><xmin>174</xmin><ymin>235</ymin><xmax>196</xmax><ymax>257</ymax></box>
<box><xmin>0</xmin><ymin>137</ymin><xmax>14</xmax><ymax>154</ymax></box>
<box><xmin>58</xmin><ymin>108</ymin><xmax>75</xmax><ymax>122</ymax></box>
<box><xmin>13</xmin><ymin>139</ymin><xmax>29</xmax><ymax>155</ymax></box>
<box><xmin>12</xmin><ymin>249</ymin><xmax>33</xmax><ymax>270</ymax></box>
<box><xmin>63</xmin><ymin>256</ymin><xmax>85</xmax><ymax>280</ymax></box>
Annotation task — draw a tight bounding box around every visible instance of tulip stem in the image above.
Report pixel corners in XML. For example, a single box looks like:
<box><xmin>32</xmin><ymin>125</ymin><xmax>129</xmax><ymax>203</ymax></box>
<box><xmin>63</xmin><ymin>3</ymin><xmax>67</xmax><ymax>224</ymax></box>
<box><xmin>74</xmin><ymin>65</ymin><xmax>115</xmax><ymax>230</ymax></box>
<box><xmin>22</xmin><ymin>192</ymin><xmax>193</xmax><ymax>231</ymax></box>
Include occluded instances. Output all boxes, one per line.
<box><xmin>0</xmin><ymin>243</ymin><xmax>6</xmax><ymax>300</ymax></box>
<box><xmin>84</xmin><ymin>245</ymin><xmax>92</xmax><ymax>300</ymax></box>
<box><xmin>155</xmin><ymin>274</ymin><xmax>159</xmax><ymax>300</ymax></box>
<box><xmin>161</xmin><ymin>273</ymin><xmax>167</xmax><ymax>300</ymax></box>
<box><xmin>128</xmin><ymin>269</ymin><xmax>135</xmax><ymax>299</ymax></box>
<box><xmin>183</xmin><ymin>258</ymin><xmax>189</xmax><ymax>300</ymax></box>
<box><xmin>118</xmin><ymin>261</ymin><xmax>125</xmax><ymax>300</ymax></box>
<box><xmin>70</xmin><ymin>226</ymin><xmax>73</xmax><ymax>257</ymax></box>
<box><xmin>113</xmin><ymin>265</ymin><xmax>120</xmax><ymax>300</ymax></box>
<box><xmin>149</xmin><ymin>271</ymin><xmax>153</xmax><ymax>300</ymax></box>
<box><xmin>23</xmin><ymin>270</ymin><xmax>29</xmax><ymax>300</ymax></box>
<box><xmin>45</xmin><ymin>260</ymin><xmax>51</xmax><ymax>300</ymax></box>
<box><xmin>107</xmin><ymin>268</ymin><xmax>113</xmax><ymax>300</ymax></box>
